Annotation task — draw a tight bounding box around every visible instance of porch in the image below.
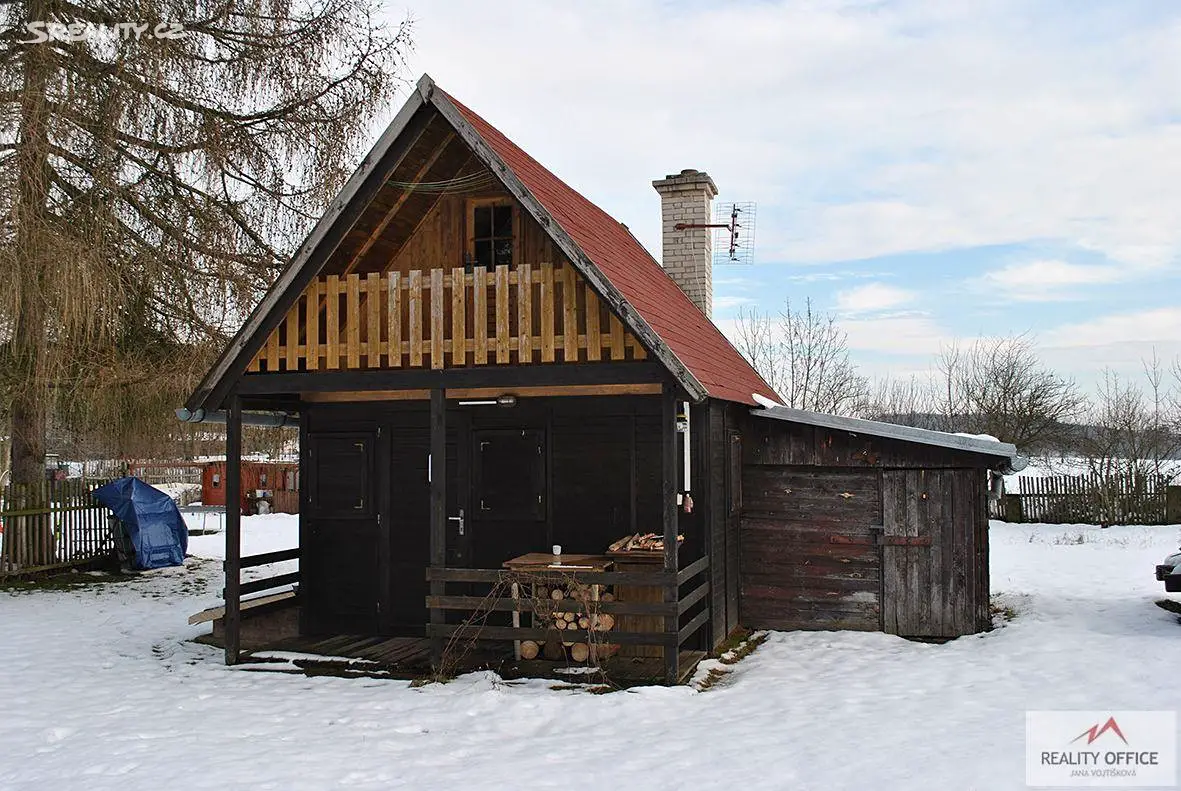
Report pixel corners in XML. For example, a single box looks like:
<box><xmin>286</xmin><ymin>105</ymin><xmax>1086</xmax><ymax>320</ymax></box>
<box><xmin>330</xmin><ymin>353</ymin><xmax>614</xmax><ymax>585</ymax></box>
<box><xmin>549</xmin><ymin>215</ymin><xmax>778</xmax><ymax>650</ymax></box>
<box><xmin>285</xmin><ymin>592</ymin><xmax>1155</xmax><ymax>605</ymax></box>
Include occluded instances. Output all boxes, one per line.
<box><xmin>204</xmin><ymin>629</ymin><xmax>705</xmax><ymax>685</ymax></box>
<box><xmin>214</xmin><ymin>384</ymin><xmax>722</xmax><ymax>685</ymax></box>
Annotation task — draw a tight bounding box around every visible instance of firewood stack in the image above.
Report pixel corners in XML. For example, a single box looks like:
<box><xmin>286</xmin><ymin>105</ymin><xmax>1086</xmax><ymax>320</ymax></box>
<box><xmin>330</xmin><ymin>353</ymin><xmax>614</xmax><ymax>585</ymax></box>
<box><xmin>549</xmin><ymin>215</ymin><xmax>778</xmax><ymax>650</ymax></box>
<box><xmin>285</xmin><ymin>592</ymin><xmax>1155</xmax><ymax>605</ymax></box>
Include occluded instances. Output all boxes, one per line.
<box><xmin>518</xmin><ymin>583</ymin><xmax>617</xmax><ymax>664</ymax></box>
<box><xmin>607</xmin><ymin>533</ymin><xmax>685</xmax><ymax>553</ymax></box>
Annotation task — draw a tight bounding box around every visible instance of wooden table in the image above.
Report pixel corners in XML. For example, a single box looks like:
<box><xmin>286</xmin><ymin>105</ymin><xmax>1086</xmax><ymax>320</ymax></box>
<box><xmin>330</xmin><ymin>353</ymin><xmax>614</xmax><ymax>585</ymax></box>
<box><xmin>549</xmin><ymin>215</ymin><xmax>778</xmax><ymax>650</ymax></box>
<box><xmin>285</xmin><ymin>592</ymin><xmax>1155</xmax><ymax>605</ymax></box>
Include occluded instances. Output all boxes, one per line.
<box><xmin>502</xmin><ymin>553</ymin><xmax>614</xmax><ymax>660</ymax></box>
<box><xmin>502</xmin><ymin>553</ymin><xmax>614</xmax><ymax>572</ymax></box>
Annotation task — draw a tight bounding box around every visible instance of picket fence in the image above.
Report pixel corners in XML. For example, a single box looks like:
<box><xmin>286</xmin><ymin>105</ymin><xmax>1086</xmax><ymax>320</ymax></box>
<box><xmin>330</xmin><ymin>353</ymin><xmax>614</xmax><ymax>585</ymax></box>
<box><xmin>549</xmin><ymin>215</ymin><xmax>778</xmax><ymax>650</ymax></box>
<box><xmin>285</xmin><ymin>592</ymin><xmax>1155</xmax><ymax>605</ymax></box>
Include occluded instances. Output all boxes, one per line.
<box><xmin>992</xmin><ymin>472</ymin><xmax>1181</xmax><ymax>525</ymax></box>
<box><xmin>0</xmin><ymin>478</ymin><xmax>117</xmax><ymax>577</ymax></box>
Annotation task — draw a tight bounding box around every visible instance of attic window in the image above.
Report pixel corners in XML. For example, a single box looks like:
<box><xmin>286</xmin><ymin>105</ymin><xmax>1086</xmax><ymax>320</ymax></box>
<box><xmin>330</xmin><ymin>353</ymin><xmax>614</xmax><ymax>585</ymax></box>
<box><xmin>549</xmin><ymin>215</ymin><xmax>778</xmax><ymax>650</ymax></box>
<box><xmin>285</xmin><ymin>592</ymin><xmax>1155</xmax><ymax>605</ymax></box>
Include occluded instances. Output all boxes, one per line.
<box><xmin>469</xmin><ymin>200</ymin><xmax>514</xmax><ymax>269</ymax></box>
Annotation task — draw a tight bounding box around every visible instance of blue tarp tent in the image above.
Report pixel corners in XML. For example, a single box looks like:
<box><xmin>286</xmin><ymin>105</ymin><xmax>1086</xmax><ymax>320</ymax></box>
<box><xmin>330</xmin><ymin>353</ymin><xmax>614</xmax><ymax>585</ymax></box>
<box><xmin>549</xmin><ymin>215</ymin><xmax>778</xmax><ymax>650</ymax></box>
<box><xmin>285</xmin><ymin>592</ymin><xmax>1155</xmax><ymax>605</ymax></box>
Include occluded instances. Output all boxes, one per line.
<box><xmin>92</xmin><ymin>477</ymin><xmax>188</xmax><ymax>570</ymax></box>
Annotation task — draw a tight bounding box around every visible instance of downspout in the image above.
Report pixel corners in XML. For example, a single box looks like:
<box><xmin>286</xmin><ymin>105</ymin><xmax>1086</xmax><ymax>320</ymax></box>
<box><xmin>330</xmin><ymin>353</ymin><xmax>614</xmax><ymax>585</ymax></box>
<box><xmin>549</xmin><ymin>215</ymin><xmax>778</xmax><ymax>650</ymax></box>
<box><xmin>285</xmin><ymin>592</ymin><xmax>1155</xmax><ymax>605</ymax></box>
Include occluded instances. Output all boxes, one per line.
<box><xmin>175</xmin><ymin>407</ymin><xmax>298</xmax><ymax>428</ymax></box>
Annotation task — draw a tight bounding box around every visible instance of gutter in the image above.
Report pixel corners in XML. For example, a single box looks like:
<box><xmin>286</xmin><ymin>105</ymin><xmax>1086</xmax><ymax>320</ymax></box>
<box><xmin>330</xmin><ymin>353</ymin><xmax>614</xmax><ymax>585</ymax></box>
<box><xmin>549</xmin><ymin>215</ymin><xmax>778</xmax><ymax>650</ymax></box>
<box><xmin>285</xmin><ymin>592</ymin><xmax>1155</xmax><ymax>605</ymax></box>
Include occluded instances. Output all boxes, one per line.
<box><xmin>175</xmin><ymin>407</ymin><xmax>298</xmax><ymax>428</ymax></box>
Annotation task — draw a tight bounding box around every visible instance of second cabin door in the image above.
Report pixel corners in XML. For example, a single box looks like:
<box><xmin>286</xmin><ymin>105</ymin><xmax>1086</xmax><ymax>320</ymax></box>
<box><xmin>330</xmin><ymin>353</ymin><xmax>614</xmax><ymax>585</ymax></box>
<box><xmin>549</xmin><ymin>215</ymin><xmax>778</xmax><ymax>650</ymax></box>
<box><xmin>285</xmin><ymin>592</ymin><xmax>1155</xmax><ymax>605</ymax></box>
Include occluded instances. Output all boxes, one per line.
<box><xmin>302</xmin><ymin>432</ymin><xmax>381</xmax><ymax>635</ymax></box>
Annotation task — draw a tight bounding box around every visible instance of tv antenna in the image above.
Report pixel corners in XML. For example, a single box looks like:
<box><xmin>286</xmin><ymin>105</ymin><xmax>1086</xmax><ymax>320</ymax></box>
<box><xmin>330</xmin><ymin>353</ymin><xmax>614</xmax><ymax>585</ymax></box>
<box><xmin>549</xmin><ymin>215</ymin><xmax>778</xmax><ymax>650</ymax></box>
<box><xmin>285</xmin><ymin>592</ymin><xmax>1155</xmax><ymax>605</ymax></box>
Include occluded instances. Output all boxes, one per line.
<box><xmin>673</xmin><ymin>202</ymin><xmax>757</xmax><ymax>265</ymax></box>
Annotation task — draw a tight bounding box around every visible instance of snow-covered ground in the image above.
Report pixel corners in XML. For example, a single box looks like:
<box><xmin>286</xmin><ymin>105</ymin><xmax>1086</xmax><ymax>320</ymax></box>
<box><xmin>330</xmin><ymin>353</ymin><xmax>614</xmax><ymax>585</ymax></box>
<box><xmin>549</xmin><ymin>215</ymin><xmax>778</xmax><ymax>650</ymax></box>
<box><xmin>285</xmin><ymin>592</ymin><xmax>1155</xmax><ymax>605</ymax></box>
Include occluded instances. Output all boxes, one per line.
<box><xmin>2</xmin><ymin>516</ymin><xmax>1179</xmax><ymax>791</ymax></box>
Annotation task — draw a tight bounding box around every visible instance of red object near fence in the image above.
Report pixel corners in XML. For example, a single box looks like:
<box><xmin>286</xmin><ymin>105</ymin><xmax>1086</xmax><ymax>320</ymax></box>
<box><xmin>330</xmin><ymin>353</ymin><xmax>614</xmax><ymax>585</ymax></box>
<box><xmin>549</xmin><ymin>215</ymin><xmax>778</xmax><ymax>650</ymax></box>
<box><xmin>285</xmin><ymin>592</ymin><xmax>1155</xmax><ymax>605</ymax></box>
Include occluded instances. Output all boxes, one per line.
<box><xmin>201</xmin><ymin>461</ymin><xmax>299</xmax><ymax>513</ymax></box>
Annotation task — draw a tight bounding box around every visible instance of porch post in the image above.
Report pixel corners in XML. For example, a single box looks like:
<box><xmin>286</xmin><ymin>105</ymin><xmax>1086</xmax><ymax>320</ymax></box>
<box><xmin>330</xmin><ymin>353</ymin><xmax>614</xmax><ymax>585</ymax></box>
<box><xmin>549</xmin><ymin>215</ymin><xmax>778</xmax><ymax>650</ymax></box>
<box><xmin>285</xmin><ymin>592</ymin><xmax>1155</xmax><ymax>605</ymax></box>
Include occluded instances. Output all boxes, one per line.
<box><xmin>224</xmin><ymin>394</ymin><xmax>242</xmax><ymax>665</ymax></box>
<box><xmin>661</xmin><ymin>384</ymin><xmax>680</xmax><ymax>684</ymax></box>
<box><xmin>429</xmin><ymin>387</ymin><xmax>446</xmax><ymax>667</ymax></box>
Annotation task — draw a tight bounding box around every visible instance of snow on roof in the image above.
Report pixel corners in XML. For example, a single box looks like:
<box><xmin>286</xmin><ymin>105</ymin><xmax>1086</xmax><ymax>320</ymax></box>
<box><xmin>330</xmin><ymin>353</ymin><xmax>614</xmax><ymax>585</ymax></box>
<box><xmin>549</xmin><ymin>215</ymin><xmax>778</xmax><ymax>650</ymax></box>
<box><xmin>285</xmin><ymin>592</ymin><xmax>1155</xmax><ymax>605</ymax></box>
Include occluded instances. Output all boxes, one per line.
<box><xmin>751</xmin><ymin>404</ymin><xmax>1028</xmax><ymax>469</ymax></box>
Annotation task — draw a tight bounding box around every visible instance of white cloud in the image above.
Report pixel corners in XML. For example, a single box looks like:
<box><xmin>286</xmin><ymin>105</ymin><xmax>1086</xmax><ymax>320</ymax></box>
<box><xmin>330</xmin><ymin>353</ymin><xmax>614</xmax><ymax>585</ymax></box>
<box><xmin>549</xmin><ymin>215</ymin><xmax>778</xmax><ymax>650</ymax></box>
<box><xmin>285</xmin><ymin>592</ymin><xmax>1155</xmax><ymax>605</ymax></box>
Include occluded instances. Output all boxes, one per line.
<box><xmin>835</xmin><ymin>282</ymin><xmax>915</xmax><ymax>314</ymax></box>
<box><xmin>713</xmin><ymin>294</ymin><xmax>756</xmax><ymax>311</ymax></box>
<box><xmin>1041</xmin><ymin>307</ymin><xmax>1181</xmax><ymax>349</ymax></box>
<box><xmin>400</xmin><ymin>1</ymin><xmax>1181</xmax><ymax>273</ymax></box>
<box><xmin>975</xmin><ymin>259</ymin><xmax>1127</xmax><ymax>301</ymax></box>
<box><xmin>842</xmin><ymin>315</ymin><xmax>950</xmax><ymax>356</ymax></box>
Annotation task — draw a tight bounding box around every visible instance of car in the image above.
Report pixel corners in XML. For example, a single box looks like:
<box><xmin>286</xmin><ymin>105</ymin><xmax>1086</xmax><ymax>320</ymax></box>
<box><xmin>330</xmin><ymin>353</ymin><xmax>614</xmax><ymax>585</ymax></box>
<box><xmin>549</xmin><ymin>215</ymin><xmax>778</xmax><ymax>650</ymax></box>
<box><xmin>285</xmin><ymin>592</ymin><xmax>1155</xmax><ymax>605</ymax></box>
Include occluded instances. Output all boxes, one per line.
<box><xmin>1156</xmin><ymin>548</ymin><xmax>1181</xmax><ymax>592</ymax></box>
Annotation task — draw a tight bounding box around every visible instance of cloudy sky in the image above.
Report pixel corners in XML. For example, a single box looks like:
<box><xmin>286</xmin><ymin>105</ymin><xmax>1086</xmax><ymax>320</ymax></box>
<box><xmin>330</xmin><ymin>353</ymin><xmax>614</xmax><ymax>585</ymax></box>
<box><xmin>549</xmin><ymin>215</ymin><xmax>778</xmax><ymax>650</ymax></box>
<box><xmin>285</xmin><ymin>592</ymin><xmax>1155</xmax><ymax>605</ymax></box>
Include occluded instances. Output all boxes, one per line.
<box><xmin>390</xmin><ymin>0</ymin><xmax>1181</xmax><ymax>390</ymax></box>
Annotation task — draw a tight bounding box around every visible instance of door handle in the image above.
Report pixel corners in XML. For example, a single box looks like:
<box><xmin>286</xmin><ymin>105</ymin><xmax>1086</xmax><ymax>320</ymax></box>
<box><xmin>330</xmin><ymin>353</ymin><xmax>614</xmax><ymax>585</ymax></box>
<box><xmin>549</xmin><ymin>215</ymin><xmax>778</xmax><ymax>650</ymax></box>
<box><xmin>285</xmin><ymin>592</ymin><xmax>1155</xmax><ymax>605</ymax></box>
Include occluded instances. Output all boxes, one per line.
<box><xmin>448</xmin><ymin>508</ymin><xmax>465</xmax><ymax>536</ymax></box>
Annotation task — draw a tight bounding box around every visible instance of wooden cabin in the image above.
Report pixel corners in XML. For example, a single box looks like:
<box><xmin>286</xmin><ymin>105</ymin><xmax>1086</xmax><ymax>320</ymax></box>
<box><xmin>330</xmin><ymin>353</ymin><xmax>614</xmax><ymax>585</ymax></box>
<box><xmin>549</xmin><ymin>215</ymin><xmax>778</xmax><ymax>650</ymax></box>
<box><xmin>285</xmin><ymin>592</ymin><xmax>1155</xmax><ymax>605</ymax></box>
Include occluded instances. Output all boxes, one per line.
<box><xmin>185</xmin><ymin>74</ymin><xmax>1023</xmax><ymax>683</ymax></box>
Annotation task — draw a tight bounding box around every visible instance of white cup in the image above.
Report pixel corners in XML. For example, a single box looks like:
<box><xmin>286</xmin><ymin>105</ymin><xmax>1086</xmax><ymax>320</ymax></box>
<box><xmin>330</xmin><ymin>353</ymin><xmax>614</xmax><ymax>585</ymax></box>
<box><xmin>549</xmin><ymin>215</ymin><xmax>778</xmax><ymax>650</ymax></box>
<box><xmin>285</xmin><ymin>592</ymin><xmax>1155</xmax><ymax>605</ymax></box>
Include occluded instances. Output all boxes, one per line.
<box><xmin>552</xmin><ymin>544</ymin><xmax>562</xmax><ymax>556</ymax></box>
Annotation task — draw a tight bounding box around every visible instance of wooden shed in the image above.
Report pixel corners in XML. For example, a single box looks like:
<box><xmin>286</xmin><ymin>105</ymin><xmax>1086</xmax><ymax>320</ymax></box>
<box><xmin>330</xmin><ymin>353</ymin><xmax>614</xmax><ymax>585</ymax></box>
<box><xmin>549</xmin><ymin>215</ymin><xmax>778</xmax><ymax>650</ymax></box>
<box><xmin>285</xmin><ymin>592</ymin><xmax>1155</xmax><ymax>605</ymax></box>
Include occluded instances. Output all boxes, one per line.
<box><xmin>740</xmin><ymin>407</ymin><xmax>1021</xmax><ymax>638</ymax></box>
<box><xmin>183</xmin><ymin>74</ymin><xmax>1023</xmax><ymax>683</ymax></box>
<box><xmin>200</xmin><ymin>460</ymin><xmax>299</xmax><ymax>514</ymax></box>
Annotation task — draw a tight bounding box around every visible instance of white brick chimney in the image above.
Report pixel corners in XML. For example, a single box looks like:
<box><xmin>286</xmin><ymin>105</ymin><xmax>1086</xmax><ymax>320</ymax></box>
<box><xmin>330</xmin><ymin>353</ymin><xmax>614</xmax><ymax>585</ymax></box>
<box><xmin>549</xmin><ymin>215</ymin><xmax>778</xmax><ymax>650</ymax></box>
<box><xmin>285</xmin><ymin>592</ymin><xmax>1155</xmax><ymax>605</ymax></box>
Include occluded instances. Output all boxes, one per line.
<box><xmin>652</xmin><ymin>168</ymin><xmax>718</xmax><ymax>318</ymax></box>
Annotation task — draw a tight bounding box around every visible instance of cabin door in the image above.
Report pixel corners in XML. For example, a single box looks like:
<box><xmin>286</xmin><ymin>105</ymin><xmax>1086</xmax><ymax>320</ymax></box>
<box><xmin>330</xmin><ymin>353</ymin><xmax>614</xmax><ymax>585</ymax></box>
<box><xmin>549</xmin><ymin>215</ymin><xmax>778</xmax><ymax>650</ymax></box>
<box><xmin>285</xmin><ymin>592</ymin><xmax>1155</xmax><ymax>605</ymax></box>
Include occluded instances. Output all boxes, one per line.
<box><xmin>383</xmin><ymin>411</ymin><xmax>469</xmax><ymax>634</ymax></box>
<box><xmin>302</xmin><ymin>431</ymin><xmax>382</xmax><ymax>635</ymax></box>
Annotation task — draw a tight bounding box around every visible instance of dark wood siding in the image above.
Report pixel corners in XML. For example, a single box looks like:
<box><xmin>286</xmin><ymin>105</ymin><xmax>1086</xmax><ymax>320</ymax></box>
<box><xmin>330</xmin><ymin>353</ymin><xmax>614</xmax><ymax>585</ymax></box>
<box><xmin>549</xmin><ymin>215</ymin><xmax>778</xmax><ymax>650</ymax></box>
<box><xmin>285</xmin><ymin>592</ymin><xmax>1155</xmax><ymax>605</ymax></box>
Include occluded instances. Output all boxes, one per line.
<box><xmin>744</xmin><ymin>418</ymin><xmax>998</xmax><ymax>469</ymax></box>
<box><xmin>300</xmin><ymin>395</ymin><xmax>669</xmax><ymax>636</ymax></box>
<box><xmin>550</xmin><ymin>413</ymin><xmax>633</xmax><ymax>553</ymax></box>
<box><xmin>740</xmin><ymin>467</ymin><xmax>882</xmax><ymax>631</ymax></box>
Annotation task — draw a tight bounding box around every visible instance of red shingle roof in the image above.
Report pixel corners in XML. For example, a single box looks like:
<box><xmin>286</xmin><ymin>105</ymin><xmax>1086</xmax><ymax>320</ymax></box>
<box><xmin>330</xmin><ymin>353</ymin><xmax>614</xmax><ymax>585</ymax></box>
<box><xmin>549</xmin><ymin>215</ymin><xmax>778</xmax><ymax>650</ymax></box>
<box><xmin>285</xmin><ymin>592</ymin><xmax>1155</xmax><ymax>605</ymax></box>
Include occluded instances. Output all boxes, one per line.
<box><xmin>443</xmin><ymin>91</ymin><xmax>779</xmax><ymax>406</ymax></box>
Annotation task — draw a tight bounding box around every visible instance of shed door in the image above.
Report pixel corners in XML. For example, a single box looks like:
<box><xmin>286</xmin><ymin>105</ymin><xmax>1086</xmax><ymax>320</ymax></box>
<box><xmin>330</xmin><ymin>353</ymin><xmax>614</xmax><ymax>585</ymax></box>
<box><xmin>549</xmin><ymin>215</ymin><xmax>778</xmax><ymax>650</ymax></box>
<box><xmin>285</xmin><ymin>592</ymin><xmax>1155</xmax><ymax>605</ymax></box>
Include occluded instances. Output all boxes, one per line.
<box><xmin>302</xmin><ymin>432</ymin><xmax>381</xmax><ymax>635</ymax></box>
<box><xmin>881</xmin><ymin>469</ymin><xmax>980</xmax><ymax>638</ymax></box>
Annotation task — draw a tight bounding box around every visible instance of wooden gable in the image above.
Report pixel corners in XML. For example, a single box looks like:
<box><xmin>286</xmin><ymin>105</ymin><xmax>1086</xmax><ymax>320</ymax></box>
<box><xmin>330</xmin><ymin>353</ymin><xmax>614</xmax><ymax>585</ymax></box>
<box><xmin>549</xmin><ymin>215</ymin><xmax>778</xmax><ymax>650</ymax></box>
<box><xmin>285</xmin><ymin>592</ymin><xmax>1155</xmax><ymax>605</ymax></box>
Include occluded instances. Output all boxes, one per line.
<box><xmin>244</xmin><ymin>110</ymin><xmax>649</xmax><ymax>375</ymax></box>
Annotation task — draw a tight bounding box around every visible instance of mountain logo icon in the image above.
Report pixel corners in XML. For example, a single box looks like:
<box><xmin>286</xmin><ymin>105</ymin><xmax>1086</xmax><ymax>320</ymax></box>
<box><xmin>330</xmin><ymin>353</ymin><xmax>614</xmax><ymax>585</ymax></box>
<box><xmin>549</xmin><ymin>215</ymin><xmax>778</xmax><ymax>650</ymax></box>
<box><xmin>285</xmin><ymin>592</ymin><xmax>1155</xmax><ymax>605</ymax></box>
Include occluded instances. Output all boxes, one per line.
<box><xmin>1071</xmin><ymin>716</ymin><xmax>1128</xmax><ymax>746</ymax></box>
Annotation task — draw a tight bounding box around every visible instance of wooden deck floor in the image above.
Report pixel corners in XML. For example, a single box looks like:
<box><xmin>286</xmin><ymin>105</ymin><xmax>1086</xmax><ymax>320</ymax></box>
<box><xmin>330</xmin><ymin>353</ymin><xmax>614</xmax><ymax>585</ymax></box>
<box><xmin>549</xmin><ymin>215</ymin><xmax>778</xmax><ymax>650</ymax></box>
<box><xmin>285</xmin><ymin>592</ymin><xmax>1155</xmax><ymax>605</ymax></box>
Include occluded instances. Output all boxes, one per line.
<box><xmin>230</xmin><ymin>633</ymin><xmax>705</xmax><ymax>686</ymax></box>
<box><xmin>243</xmin><ymin>634</ymin><xmax>434</xmax><ymax>676</ymax></box>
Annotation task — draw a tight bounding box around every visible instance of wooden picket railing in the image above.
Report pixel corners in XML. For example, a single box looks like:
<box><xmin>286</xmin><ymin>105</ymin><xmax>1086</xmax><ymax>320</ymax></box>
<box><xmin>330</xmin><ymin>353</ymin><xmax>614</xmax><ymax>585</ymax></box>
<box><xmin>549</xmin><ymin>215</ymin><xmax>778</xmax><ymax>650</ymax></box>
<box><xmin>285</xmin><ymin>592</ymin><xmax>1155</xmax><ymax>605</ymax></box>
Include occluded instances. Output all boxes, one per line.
<box><xmin>247</xmin><ymin>263</ymin><xmax>648</xmax><ymax>373</ymax></box>
<box><xmin>0</xmin><ymin>478</ymin><xmax>117</xmax><ymax>576</ymax></box>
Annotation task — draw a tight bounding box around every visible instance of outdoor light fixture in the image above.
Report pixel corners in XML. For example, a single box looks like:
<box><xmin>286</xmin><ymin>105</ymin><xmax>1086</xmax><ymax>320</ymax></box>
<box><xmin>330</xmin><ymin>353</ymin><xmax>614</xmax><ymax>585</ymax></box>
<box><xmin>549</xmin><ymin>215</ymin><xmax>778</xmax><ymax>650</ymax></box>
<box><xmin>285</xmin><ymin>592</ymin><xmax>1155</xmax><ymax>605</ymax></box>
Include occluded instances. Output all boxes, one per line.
<box><xmin>457</xmin><ymin>394</ymin><xmax>517</xmax><ymax>408</ymax></box>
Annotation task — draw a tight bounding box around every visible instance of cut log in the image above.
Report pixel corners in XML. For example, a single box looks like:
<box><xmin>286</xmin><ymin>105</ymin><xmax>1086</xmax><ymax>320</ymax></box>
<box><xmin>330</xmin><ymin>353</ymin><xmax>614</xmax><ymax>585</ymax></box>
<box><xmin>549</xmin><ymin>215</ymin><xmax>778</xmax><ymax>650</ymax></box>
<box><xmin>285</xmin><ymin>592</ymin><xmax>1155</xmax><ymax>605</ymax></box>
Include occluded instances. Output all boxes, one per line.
<box><xmin>578</xmin><ymin>616</ymin><xmax>590</xmax><ymax>629</ymax></box>
<box><xmin>607</xmin><ymin>534</ymin><xmax>633</xmax><ymax>552</ymax></box>
<box><xmin>601</xmin><ymin>592</ymin><xmax>615</xmax><ymax>603</ymax></box>
<box><xmin>519</xmin><ymin>640</ymin><xmax>540</xmax><ymax>660</ymax></box>
<box><xmin>563</xmin><ymin>611</ymin><xmax>576</xmax><ymax>623</ymax></box>
<box><xmin>551</xmin><ymin>589</ymin><xmax>564</xmax><ymax>601</ymax></box>
<box><xmin>570</xmin><ymin>642</ymin><xmax>589</xmax><ymax>662</ymax></box>
<box><xmin>554</xmin><ymin>619</ymin><xmax>567</xmax><ymax>630</ymax></box>
<box><xmin>594</xmin><ymin>613</ymin><xmax>615</xmax><ymax>632</ymax></box>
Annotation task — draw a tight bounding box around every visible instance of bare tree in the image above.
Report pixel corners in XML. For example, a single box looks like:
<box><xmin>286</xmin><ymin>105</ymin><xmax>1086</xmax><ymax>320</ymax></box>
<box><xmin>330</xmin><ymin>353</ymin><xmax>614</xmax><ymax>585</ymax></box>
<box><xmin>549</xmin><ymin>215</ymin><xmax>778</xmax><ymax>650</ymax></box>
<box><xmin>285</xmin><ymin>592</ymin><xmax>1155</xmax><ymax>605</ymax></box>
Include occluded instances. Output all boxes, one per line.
<box><xmin>1080</xmin><ymin>356</ymin><xmax>1181</xmax><ymax>481</ymax></box>
<box><xmin>1071</xmin><ymin>358</ymin><xmax>1181</xmax><ymax>524</ymax></box>
<box><xmin>863</xmin><ymin>374</ymin><xmax>938</xmax><ymax>428</ymax></box>
<box><xmin>0</xmin><ymin>0</ymin><xmax>412</xmax><ymax>482</ymax></box>
<box><xmin>933</xmin><ymin>335</ymin><xmax>1084</xmax><ymax>451</ymax></box>
<box><xmin>734</xmin><ymin>298</ymin><xmax>869</xmax><ymax>415</ymax></box>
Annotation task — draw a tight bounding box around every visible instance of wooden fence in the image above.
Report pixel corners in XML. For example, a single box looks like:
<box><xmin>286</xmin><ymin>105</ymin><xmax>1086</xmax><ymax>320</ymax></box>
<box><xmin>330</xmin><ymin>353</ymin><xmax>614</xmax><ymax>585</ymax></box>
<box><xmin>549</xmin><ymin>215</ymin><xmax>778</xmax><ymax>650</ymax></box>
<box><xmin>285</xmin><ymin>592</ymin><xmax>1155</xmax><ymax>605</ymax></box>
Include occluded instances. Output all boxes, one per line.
<box><xmin>128</xmin><ymin>461</ymin><xmax>204</xmax><ymax>486</ymax></box>
<box><xmin>0</xmin><ymin>478</ymin><xmax>116</xmax><ymax>576</ymax></box>
<box><xmin>246</xmin><ymin>264</ymin><xmax>649</xmax><ymax>373</ymax></box>
<box><xmin>992</xmin><ymin>473</ymin><xmax>1181</xmax><ymax>525</ymax></box>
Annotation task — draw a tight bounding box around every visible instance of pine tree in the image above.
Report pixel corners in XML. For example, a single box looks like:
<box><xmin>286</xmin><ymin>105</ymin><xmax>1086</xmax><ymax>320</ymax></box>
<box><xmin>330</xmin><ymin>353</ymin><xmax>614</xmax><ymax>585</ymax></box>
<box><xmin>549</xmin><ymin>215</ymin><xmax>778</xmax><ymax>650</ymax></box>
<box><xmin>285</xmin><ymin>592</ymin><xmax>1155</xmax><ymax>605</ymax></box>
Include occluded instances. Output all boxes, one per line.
<box><xmin>0</xmin><ymin>0</ymin><xmax>412</xmax><ymax>481</ymax></box>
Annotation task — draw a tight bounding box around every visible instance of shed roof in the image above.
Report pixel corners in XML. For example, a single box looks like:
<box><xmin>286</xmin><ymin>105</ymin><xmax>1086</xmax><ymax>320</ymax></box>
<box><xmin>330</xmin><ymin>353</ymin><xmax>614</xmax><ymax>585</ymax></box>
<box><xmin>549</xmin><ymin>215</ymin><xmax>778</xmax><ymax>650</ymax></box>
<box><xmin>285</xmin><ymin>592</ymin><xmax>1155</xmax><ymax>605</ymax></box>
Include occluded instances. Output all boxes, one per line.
<box><xmin>751</xmin><ymin>405</ymin><xmax>1028</xmax><ymax>471</ymax></box>
<box><xmin>185</xmin><ymin>74</ymin><xmax>778</xmax><ymax>410</ymax></box>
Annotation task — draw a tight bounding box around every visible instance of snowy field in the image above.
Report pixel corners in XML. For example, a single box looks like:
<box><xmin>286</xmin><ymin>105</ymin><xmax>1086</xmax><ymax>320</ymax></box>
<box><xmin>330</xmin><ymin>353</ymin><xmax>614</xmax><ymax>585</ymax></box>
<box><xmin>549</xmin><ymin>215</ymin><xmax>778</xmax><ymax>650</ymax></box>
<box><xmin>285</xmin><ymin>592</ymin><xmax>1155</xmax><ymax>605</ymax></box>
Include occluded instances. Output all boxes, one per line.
<box><xmin>2</xmin><ymin>516</ymin><xmax>1180</xmax><ymax>790</ymax></box>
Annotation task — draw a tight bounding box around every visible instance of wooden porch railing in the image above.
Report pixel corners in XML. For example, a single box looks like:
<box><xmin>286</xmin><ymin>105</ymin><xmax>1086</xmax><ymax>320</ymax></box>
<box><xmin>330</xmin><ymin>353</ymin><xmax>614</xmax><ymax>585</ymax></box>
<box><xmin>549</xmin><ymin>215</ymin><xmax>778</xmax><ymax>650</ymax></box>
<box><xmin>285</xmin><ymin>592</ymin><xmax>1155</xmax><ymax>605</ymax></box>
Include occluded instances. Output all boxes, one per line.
<box><xmin>224</xmin><ymin>547</ymin><xmax>301</xmax><ymax>598</ymax></box>
<box><xmin>424</xmin><ymin>557</ymin><xmax>710</xmax><ymax>682</ymax></box>
<box><xmin>247</xmin><ymin>264</ymin><xmax>648</xmax><ymax>373</ymax></box>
